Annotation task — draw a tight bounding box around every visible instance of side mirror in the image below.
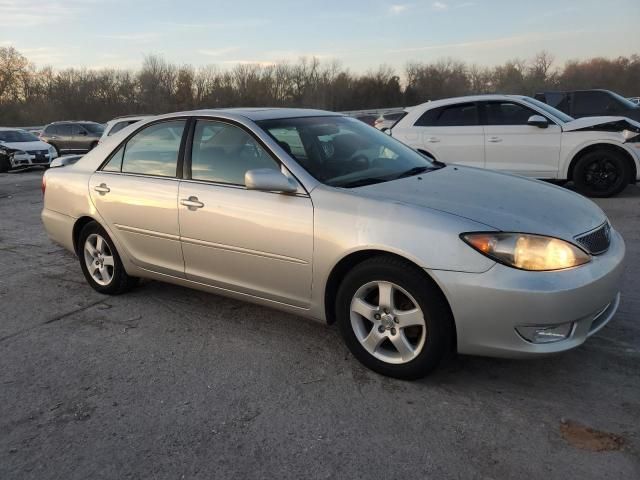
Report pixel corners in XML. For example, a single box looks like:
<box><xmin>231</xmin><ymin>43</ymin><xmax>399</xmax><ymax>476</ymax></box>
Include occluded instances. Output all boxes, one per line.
<box><xmin>245</xmin><ymin>168</ymin><xmax>298</xmax><ymax>193</ymax></box>
<box><xmin>527</xmin><ymin>115</ymin><xmax>548</xmax><ymax>129</ymax></box>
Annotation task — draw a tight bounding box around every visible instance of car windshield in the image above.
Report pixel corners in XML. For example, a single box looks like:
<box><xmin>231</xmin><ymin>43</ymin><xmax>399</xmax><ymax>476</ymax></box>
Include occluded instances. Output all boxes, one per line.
<box><xmin>258</xmin><ymin>116</ymin><xmax>438</xmax><ymax>188</ymax></box>
<box><xmin>0</xmin><ymin>130</ymin><xmax>39</xmax><ymax>142</ymax></box>
<box><xmin>521</xmin><ymin>97</ymin><xmax>574</xmax><ymax>123</ymax></box>
<box><xmin>607</xmin><ymin>90</ymin><xmax>640</xmax><ymax>109</ymax></box>
<box><xmin>81</xmin><ymin>123</ymin><xmax>105</xmax><ymax>134</ymax></box>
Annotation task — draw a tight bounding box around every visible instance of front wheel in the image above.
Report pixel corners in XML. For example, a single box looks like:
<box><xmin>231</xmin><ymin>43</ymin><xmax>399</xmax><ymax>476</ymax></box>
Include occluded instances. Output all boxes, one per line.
<box><xmin>573</xmin><ymin>150</ymin><xmax>630</xmax><ymax>198</ymax></box>
<box><xmin>78</xmin><ymin>221</ymin><xmax>139</xmax><ymax>294</ymax></box>
<box><xmin>0</xmin><ymin>155</ymin><xmax>10</xmax><ymax>173</ymax></box>
<box><xmin>336</xmin><ymin>256</ymin><xmax>454</xmax><ymax>380</ymax></box>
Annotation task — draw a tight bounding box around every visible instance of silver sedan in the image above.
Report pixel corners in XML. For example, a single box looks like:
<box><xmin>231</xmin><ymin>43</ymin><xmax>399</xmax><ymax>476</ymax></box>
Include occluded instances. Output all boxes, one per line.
<box><xmin>41</xmin><ymin>108</ymin><xmax>625</xmax><ymax>379</ymax></box>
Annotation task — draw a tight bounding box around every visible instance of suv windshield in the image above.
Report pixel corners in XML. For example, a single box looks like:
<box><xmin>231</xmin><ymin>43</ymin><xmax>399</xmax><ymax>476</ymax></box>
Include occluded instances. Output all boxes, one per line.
<box><xmin>0</xmin><ymin>130</ymin><xmax>40</xmax><ymax>142</ymax></box>
<box><xmin>258</xmin><ymin>116</ymin><xmax>438</xmax><ymax>188</ymax></box>
<box><xmin>521</xmin><ymin>97</ymin><xmax>574</xmax><ymax>124</ymax></box>
<box><xmin>81</xmin><ymin>123</ymin><xmax>105</xmax><ymax>134</ymax></box>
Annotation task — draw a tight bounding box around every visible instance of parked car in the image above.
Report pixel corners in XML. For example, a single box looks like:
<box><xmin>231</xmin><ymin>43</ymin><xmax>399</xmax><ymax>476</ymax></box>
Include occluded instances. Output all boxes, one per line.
<box><xmin>40</xmin><ymin>121</ymin><xmax>105</xmax><ymax>155</ymax></box>
<box><xmin>374</xmin><ymin>111</ymin><xmax>406</xmax><ymax>130</ymax></box>
<box><xmin>42</xmin><ymin>108</ymin><xmax>624</xmax><ymax>379</ymax></box>
<box><xmin>353</xmin><ymin>114</ymin><xmax>378</xmax><ymax>127</ymax></box>
<box><xmin>390</xmin><ymin>94</ymin><xmax>640</xmax><ymax>197</ymax></box>
<box><xmin>100</xmin><ymin>115</ymin><xmax>153</xmax><ymax>143</ymax></box>
<box><xmin>0</xmin><ymin>128</ymin><xmax>58</xmax><ymax>172</ymax></box>
<box><xmin>535</xmin><ymin>89</ymin><xmax>640</xmax><ymax>122</ymax></box>
<box><xmin>629</xmin><ymin>97</ymin><xmax>640</xmax><ymax>106</ymax></box>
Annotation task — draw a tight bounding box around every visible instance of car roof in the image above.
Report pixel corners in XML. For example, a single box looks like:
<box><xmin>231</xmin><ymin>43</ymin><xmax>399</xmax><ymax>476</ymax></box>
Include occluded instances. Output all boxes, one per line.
<box><xmin>410</xmin><ymin>94</ymin><xmax>531</xmax><ymax>110</ymax></box>
<box><xmin>46</xmin><ymin>120</ymin><xmax>102</xmax><ymax>125</ymax></box>
<box><xmin>155</xmin><ymin>107</ymin><xmax>341</xmax><ymax>122</ymax></box>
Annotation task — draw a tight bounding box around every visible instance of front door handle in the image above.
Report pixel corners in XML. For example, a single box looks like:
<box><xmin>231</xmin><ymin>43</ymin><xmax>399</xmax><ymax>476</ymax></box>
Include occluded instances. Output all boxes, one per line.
<box><xmin>180</xmin><ymin>196</ymin><xmax>204</xmax><ymax>210</ymax></box>
<box><xmin>426</xmin><ymin>137</ymin><xmax>440</xmax><ymax>143</ymax></box>
<box><xmin>94</xmin><ymin>183</ymin><xmax>110</xmax><ymax>194</ymax></box>
<box><xmin>488</xmin><ymin>136</ymin><xmax>503</xmax><ymax>143</ymax></box>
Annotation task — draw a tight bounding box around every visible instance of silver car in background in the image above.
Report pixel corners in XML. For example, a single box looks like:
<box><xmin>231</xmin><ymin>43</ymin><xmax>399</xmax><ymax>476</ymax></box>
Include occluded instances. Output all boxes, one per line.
<box><xmin>41</xmin><ymin>108</ymin><xmax>625</xmax><ymax>379</ymax></box>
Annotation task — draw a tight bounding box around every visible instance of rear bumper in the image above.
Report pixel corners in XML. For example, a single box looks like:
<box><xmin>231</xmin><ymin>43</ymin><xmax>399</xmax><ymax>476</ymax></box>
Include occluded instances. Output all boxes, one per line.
<box><xmin>430</xmin><ymin>229</ymin><xmax>626</xmax><ymax>358</ymax></box>
<box><xmin>41</xmin><ymin>208</ymin><xmax>76</xmax><ymax>254</ymax></box>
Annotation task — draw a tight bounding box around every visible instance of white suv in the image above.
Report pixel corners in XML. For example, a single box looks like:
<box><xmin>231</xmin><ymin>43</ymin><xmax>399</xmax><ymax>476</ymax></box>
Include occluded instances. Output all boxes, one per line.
<box><xmin>391</xmin><ymin>95</ymin><xmax>640</xmax><ymax>197</ymax></box>
<box><xmin>99</xmin><ymin>115</ymin><xmax>153</xmax><ymax>144</ymax></box>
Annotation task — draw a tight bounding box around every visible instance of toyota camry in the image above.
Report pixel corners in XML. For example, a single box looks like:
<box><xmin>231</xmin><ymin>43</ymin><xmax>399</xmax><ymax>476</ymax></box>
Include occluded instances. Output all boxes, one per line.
<box><xmin>41</xmin><ymin>108</ymin><xmax>625</xmax><ymax>379</ymax></box>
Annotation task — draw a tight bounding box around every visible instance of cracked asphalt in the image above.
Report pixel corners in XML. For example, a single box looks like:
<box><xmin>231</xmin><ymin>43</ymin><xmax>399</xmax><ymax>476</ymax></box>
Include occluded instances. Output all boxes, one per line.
<box><xmin>1</xmin><ymin>169</ymin><xmax>639</xmax><ymax>479</ymax></box>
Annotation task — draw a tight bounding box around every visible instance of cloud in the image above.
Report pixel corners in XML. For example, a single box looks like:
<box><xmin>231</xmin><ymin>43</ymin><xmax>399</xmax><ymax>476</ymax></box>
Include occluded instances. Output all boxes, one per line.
<box><xmin>385</xmin><ymin>31</ymin><xmax>585</xmax><ymax>54</ymax></box>
<box><xmin>432</xmin><ymin>2</ymin><xmax>448</xmax><ymax>10</ymax></box>
<box><xmin>98</xmin><ymin>33</ymin><xmax>160</xmax><ymax>43</ymax></box>
<box><xmin>389</xmin><ymin>4</ymin><xmax>411</xmax><ymax>14</ymax></box>
<box><xmin>163</xmin><ymin>19</ymin><xmax>270</xmax><ymax>29</ymax></box>
<box><xmin>198</xmin><ymin>47</ymin><xmax>239</xmax><ymax>57</ymax></box>
<box><xmin>0</xmin><ymin>0</ymin><xmax>96</xmax><ymax>27</ymax></box>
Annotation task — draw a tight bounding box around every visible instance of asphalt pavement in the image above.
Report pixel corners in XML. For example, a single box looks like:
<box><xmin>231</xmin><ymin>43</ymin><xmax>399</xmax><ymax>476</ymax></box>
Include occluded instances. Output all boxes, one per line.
<box><xmin>1</xmin><ymin>169</ymin><xmax>639</xmax><ymax>479</ymax></box>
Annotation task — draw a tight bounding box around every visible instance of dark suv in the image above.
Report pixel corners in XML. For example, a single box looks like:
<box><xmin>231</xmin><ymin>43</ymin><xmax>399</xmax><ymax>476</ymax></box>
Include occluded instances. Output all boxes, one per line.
<box><xmin>534</xmin><ymin>89</ymin><xmax>640</xmax><ymax>121</ymax></box>
<box><xmin>40</xmin><ymin>121</ymin><xmax>105</xmax><ymax>155</ymax></box>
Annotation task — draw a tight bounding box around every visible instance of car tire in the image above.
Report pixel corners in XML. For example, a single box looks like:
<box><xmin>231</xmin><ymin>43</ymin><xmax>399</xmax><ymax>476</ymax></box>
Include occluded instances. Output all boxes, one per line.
<box><xmin>77</xmin><ymin>221</ymin><xmax>139</xmax><ymax>295</ymax></box>
<box><xmin>0</xmin><ymin>155</ymin><xmax>10</xmax><ymax>173</ymax></box>
<box><xmin>573</xmin><ymin>149</ymin><xmax>630</xmax><ymax>198</ymax></box>
<box><xmin>336</xmin><ymin>256</ymin><xmax>454</xmax><ymax>380</ymax></box>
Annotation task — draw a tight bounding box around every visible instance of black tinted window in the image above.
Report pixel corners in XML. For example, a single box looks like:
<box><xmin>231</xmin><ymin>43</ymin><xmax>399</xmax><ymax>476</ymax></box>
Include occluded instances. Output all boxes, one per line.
<box><xmin>121</xmin><ymin>120</ymin><xmax>185</xmax><ymax>177</ymax></box>
<box><xmin>57</xmin><ymin>125</ymin><xmax>72</xmax><ymax>135</ymax></box>
<box><xmin>415</xmin><ymin>103</ymin><xmax>478</xmax><ymax>127</ymax></box>
<box><xmin>72</xmin><ymin>125</ymin><xmax>86</xmax><ymax>135</ymax></box>
<box><xmin>190</xmin><ymin>120</ymin><xmax>278</xmax><ymax>185</ymax></box>
<box><xmin>573</xmin><ymin>92</ymin><xmax>613</xmax><ymax>115</ymax></box>
<box><xmin>485</xmin><ymin>101</ymin><xmax>538</xmax><ymax>125</ymax></box>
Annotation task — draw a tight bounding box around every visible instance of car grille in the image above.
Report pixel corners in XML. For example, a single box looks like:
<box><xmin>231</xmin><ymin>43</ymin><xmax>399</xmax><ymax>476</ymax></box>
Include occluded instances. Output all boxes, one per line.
<box><xmin>26</xmin><ymin>149</ymin><xmax>48</xmax><ymax>155</ymax></box>
<box><xmin>575</xmin><ymin>222</ymin><xmax>611</xmax><ymax>255</ymax></box>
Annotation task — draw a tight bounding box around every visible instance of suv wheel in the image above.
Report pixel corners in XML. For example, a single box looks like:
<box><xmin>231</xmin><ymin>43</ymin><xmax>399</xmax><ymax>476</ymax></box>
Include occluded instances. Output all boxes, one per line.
<box><xmin>78</xmin><ymin>221</ymin><xmax>139</xmax><ymax>294</ymax></box>
<box><xmin>336</xmin><ymin>256</ymin><xmax>454</xmax><ymax>379</ymax></box>
<box><xmin>0</xmin><ymin>155</ymin><xmax>10</xmax><ymax>173</ymax></box>
<box><xmin>573</xmin><ymin>149</ymin><xmax>630</xmax><ymax>197</ymax></box>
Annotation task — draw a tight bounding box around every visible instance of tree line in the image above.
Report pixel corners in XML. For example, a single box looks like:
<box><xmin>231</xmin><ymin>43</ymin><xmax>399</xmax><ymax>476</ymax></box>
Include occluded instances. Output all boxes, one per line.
<box><xmin>0</xmin><ymin>47</ymin><xmax>638</xmax><ymax>126</ymax></box>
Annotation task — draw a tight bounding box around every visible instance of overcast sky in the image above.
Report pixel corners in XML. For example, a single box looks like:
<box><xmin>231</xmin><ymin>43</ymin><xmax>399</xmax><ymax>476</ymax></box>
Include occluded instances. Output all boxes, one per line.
<box><xmin>2</xmin><ymin>0</ymin><xmax>639</xmax><ymax>71</ymax></box>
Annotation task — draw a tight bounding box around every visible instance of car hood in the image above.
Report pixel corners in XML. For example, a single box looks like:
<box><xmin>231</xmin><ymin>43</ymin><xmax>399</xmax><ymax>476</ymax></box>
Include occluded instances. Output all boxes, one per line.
<box><xmin>354</xmin><ymin>166</ymin><xmax>606</xmax><ymax>240</ymax></box>
<box><xmin>0</xmin><ymin>140</ymin><xmax>51</xmax><ymax>151</ymax></box>
<box><xmin>562</xmin><ymin>115</ymin><xmax>640</xmax><ymax>132</ymax></box>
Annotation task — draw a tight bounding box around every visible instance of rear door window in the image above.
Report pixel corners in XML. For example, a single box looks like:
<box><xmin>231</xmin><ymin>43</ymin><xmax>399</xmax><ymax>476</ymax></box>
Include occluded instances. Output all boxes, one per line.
<box><xmin>414</xmin><ymin>103</ymin><xmax>479</xmax><ymax>127</ymax></box>
<box><xmin>120</xmin><ymin>120</ymin><xmax>186</xmax><ymax>177</ymax></box>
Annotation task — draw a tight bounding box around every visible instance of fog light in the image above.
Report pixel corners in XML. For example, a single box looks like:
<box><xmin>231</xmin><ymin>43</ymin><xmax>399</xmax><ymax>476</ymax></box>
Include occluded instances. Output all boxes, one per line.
<box><xmin>516</xmin><ymin>322</ymin><xmax>574</xmax><ymax>344</ymax></box>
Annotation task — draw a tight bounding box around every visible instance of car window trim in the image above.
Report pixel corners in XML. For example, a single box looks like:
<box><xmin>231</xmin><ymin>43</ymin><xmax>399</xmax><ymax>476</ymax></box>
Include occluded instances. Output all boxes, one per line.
<box><xmin>416</xmin><ymin>102</ymin><xmax>481</xmax><ymax>127</ymax></box>
<box><xmin>183</xmin><ymin>116</ymin><xmax>309</xmax><ymax>195</ymax></box>
<box><xmin>96</xmin><ymin>117</ymin><xmax>191</xmax><ymax>178</ymax></box>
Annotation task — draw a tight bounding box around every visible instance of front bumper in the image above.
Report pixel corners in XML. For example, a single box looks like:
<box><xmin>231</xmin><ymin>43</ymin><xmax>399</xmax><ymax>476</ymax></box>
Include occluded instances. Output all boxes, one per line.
<box><xmin>11</xmin><ymin>152</ymin><xmax>56</xmax><ymax>167</ymax></box>
<box><xmin>430</xmin><ymin>229</ymin><xmax>626</xmax><ymax>358</ymax></box>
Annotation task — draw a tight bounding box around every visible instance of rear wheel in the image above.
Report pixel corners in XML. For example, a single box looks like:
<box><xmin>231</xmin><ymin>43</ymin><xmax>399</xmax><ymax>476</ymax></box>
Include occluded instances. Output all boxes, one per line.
<box><xmin>77</xmin><ymin>221</ymin><xmax>138</xmax><ymax>294</ymax></box>
<box><xmin>573</xmin><ymin>149</ymin><xmax>630</xmax><ymax>197</ymax></box>
<box><xmin>336</xmin><ymin>256</ymin><xmax>454</xmax><ymax>380</ymax></box>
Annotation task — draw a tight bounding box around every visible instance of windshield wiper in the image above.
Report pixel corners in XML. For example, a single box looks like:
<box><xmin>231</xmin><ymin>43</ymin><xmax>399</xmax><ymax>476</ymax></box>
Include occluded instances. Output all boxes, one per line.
<box><xmin>336</xmin><ymin>177</ymin><xmax>387</xmax><ymax>188</ymax></box>
<box><xmin>394</xmin><ymin>165</ymin><xmax>435</xmax><ymax>179</ymax></box>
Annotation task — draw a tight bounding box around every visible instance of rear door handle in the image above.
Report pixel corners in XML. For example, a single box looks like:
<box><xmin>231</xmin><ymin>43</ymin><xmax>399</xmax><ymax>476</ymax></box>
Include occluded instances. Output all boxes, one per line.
<box><xmin>426</xmin><ymin>137</ymin><xmax>440</xmax><ymax>143</ymax></box>
<box><xmin>488</xmin><ymin>136</ymin><xmax>503</xmax><ymax>143</ymax></box>
<box><xmin>180</xmin><ymin>196</ymin><xmax>204</xmax><ymax>210</ymax></box>
<box><xmin>94</xmin><ymin>183</ymin><xmax>110</xmax><ymax>194</ymax></box>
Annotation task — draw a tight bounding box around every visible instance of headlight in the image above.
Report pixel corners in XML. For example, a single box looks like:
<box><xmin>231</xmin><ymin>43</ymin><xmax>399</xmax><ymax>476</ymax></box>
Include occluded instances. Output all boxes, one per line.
<box><xmin>48</xmin><ymin>146</ymin><xmax>58</xmax><ymax>158</ymax></box>
<box><xmin>461</xmin><ymin>232</ymin><xmax>591</xmax><ymax>271</ymax></box>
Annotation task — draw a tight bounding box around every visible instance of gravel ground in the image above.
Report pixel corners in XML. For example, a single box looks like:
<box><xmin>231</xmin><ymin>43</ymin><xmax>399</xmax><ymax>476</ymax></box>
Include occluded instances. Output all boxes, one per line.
<box><xmin>1</xmin><ymin>169</ymin><xmax>639</xmax><ymax>479</ymax></box>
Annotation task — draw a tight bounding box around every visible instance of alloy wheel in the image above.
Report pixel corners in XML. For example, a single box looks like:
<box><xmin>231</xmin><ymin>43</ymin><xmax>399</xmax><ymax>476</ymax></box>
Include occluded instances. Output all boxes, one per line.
<box><xmin>350</xmin><ymin>281</ymin><xmax>427</xmax><ymax>364</ymax></box>
<box><xmin>83</xmin><ymin>233</ymin><xmax>115</xmax><ymax>286</ymax></box>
